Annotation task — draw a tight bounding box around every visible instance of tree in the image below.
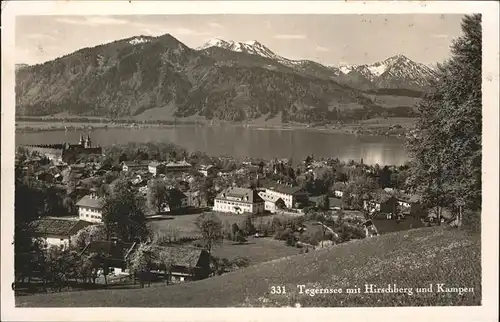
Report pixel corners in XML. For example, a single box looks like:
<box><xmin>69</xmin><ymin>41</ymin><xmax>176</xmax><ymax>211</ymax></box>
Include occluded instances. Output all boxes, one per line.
<box><xmin>102</xmin><ymin>178</ymin><xmax>148</xmax><ymax>242</ymax></box>
<box><xmin>222</xmin><ymin>220</ymin><xmax>232</xmax><ymax>240</ymax></box>
<box><xmin>241</xmin><ymin>214</ymin><xmax>256</xmax><ymax>236</ymax></box>
<box><xmin>147</xmin><ymin>179</ymin><xmax>168</xmax><ymax>215</ymax></box>
<box><xmin>231</xmin><ymin>223</ymin><xmax>240</xmax><ymax>240</ymax></box>
<box><xmin>320</xmin><ymin>195</ymin><xmax>330</xmax><ymax>211</ymax></box>
<box><xmin>234</xmin><ymin>230</ymin><xmax>247</xmax><ymax>244</ymax></box>
<box><xmin>275</xmin><ymin>198</ymin><xmax>286</xmax><ymax>210</ymax></box>
<box><xmin>156</xmin><ymin>246</ymin><xmax>173</xmax><ymax>285</ymax></box>
<box><xmin>127</xmin><ymin>243</ymin><xmax>154</xmax><ymax>288</ymax></box>
<box><xmin>14</xmin><ymin>175</ymin><xmax>47</xmax><ymax>283</ymax></box>
<box><xmin>343</xmin><ymin>176</ymin><xmax>376</xmax><ymax>210</ymax></box>
<box><xmin>406</xmin><ymin>14</ymin><xmax>482</xmax><ymax>225</ymax></box>
<box><xmin>72</xmin><ymin>225</ymin><xmax>106</xmax><ymax>251</ymax></box>
<box><xmin>194</xmin><ymin>213</ymin><xmax>223</xmax><ymax>255</ymax></box>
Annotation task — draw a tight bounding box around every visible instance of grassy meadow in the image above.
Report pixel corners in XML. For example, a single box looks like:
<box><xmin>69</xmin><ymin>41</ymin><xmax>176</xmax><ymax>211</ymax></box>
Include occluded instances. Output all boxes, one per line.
<box><xmin>17</xmin><ymin>227</ymin><xmax>481</xmax><ymax>307</ymax></box>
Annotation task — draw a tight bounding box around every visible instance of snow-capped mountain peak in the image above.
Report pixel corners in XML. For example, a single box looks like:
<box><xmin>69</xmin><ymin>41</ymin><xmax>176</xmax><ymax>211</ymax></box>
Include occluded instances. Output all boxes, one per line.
<box><xmin>128</xmin><ymin>36</ymin><xmax>151</xmax><ymax>45</ymax></box>
<box><xmin>198</xmin><ymin>38</ymin><xmax>280</xmax><ymax>60</ymax></box>
<box><xmin>200</xmin><ymin>38</ymin><xmax>231</xmax><ymax>49</ymax></box>
<box><xmin>199</xmin><ymin>37</ymin><xmax>436</xmax><ymax>90</ymax></box>
<box><xmin>336</xmin><ymin>54</ymin><xmax>437</xmax><ymax>89</ymax></box>
<box><xmin>243</xmin><ymin>40</ymin><xmax>260</xmax><ymax>46</ymax></box>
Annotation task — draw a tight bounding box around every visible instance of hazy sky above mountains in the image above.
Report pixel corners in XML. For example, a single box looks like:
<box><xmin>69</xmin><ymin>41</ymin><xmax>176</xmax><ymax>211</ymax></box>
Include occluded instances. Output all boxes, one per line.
<box><xmin>16</xmin><ymin>14</ymin><xmax>464</xmax><ymax>66</ymax></box>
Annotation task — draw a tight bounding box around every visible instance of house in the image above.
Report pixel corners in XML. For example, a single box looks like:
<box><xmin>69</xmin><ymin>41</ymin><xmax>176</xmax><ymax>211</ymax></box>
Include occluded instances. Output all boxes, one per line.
<box><xmin>148</xmin><ymin>161</ymin><xmax>166</xmax><ymax>176</ymax></box>
<box><xmin>328</xmin><ymin>197</ymin><xmax>343</xmax><ymax>210</ymax></box>
<box><xmin>80</xmin><ymin>239</ymin><xmax>136</xmax><ymax>275</ymax></box>
<box><xmin>76</xmin><ymin>192</ymin><xmax>104</xmax><ymax>223</ymax></box>
<box><xmin>30</xmin><ymin>217</ymin><xmax>94</xmax><ymax>249</ymax></box>
<box><xmin>129</xmin><ymin>245</ymin><xmax>211</xmax><ymax>283</ymax></box>
<box><xmin>161</xmin><ymin>188</ymin><xmax>188</xmax><ymax>212</ymax></box>
<box><xmin>122</xmin><ymin>160</ymin><xmax>151</xmax><ymax>172</ymax></box>
<box><xmin>165</xmin><ymin>160</ymin><xmax>192</xmax><ymax>173</ymax></box>
<box><xmin>260</xmin><ymin>181</ymin><xmax>308</xmax><ymax>209</ymax></box>
<box><xmin>199</xmin><ymin>164</ymin><xmax>217</xmax><ymax>177</ymax></box>
<box><xmin>364</xmin><ymin>213</ymin><xmax>424</xmax><ymax>235</ymax></box>
<box><xmin>363</xmin><ymin>191</ymin><xmax>398</xmax><ymax>214</ymax></box>
<box><xmin>213</xmin><ymin>187</ymin><xmax>265</xmax><ymax>214</ymax></box>
<box><xmin>332</xmin><ymin>182</ymin><xmax>347</xmax><ymax>198</ymax></box>
<box><xmin>258</xmin><ymin>191</ymin><xmax>286</xmax><ymax>213</ymax></box>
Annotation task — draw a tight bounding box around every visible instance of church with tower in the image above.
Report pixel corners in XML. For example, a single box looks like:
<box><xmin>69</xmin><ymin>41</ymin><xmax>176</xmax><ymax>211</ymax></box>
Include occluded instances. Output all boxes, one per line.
<box><xmin>24</xmin><ymin>133</ymin><xmax>103</xmax><ymax>164</ymax></box>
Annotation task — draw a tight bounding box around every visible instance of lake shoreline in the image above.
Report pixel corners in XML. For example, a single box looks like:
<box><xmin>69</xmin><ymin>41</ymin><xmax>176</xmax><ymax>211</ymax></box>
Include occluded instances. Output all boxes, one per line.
<box><xmin>15</xmin><ymin>120</ymin><xmax>411</xmax><ymax>138</ymax></box>
<box><xmin>16</xmin><ymin>124</ymin><xmax>409</xmax><ymax>165</ymax></box>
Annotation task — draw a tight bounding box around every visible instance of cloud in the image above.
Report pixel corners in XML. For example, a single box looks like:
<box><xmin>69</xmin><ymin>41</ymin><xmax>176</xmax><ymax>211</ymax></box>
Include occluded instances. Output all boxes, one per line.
<box><xmin>207</xmin><ymin>21</ymin><xmax>223</xmax><ymax>28</ymax></box>
<box><xmin>316</xmin><ymin>46</ymin><xmax>330</xmax><ymax>52</ymax></box>
<box><xmin>431</xmin><ymin>34</ymin><xmax>449</xmax><ymax>39</ymax></box>
<box><xmin>56</xmin><ymin>16</ymin><xmax>129</xmax><ymax>26</ymax></box>
<box><xmin>273</xmin><ymin>34</ymin><xmax>306</xmax><ymax>40</ymax></box>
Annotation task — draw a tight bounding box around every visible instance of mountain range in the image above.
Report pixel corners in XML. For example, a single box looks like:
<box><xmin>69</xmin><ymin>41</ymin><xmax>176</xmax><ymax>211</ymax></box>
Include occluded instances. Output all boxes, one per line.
<box><xmin>15</xmin><ymin>34</ymin><xmax>436</xmax><ymax>123</ymax></box>
<box><xmin>198</xmin><ymin>38</ymin><xmax>437</xmax><ymax>91</ymax></box>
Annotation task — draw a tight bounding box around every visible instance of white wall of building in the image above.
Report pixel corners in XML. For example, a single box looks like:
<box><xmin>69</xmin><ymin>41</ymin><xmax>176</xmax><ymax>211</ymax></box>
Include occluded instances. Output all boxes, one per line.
<box><xmin>264</xmin><ymin>200</ymin><xmax>277</xmax><ymax>213</ymax></box>
<box><xmin>44</xmin><ymin>237</ymin><xmax>70</xmax><ymax>248</ymax></box>
<box><xmin>78</xmin><ymin>206</ymin><xmax>103</xmax><ymax>223</ymax></box>
<box><xmin>213</xmin><ymin>199</ymin><xmax>264</xmax><ymax>214</ymax></box>
<box><xmin>264</xmin><ymin>189</ymin><xmax>294</xmax><ymax>208</ymax></box>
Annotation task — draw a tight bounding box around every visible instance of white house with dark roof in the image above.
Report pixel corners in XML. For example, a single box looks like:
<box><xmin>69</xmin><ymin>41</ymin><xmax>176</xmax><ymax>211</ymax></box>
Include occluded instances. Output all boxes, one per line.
<box><xmin>76</xmin><ymin>192</ymin><xmax>104</xmax><ymax>223</ymax></box>
<box><xmin>213</xmin><ymin>187</ymin><xmax>264</xmax><ymax>214</ymax></box>
<box><xmin>261</xmin><ymin>181</ymin><xmax>308</xmax><ymax>209</ymax></box>
<box><xmin>122</xmin><ymin>160</ymin><xmax>151</xmax><ymax>172</ymax></box>
<box><xmin>148</xmin><ymin>161</ymin><xmax>166</xmax><ymax>176</ymax></box>
<box><xmin>165</xmin><ymin>160</ymin><xmax>192</xmax><ymax>173</ymax></box>
<box><xmin>258</xmin><ymin>191</ymin><xmax>285</xmax><ymax>213</ymax></box>
<box><xmin>332</xmin><ymin>182</ymin><xmax>347</xmax><ymax>198</ymax></box>
<box><xmin>30</xmin><ymin>217</ymin><xmax>94</xmax><ymax>249</ymax></box>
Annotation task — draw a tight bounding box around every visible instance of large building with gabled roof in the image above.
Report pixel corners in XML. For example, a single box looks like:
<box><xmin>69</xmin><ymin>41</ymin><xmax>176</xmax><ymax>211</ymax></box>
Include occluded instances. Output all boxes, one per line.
<box><xmin>213</xmin><ymin>186</ymin><xmax>264</xmax><ymax>214</ymax></box>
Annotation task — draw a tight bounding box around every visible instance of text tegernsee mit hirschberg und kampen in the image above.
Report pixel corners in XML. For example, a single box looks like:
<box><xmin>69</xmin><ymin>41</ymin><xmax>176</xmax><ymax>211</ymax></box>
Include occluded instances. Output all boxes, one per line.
<box><xmin>270</xmin><ymin>284</ymin><xmax>475</xmax><ymax>297</ymax></box>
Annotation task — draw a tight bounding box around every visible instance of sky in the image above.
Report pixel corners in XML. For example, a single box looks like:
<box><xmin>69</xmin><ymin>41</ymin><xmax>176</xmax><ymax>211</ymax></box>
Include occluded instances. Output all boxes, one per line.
<box><xmin>15</xmin><ymin>14</ymin><xmax>465</xmax><ymax>66</ymax></box>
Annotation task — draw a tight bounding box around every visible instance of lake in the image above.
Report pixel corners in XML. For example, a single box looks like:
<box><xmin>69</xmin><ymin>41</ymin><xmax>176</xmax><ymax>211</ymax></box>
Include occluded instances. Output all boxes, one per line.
<box><xmin>15</xmin><ymin>126</ymin><xmax>409</xmax><ymax>165</ymax></box>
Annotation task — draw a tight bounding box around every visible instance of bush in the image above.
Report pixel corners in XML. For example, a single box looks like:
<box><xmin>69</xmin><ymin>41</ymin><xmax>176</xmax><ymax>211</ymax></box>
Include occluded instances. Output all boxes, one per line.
<box><xmin>234</xmin><ymin>231</ymin><xmax>247</xmax><ymax>244</ymax></box>
<box><xmin>273</xmin><ymin>227</ymin><xmax>294</xmax><ymax>241</ymax></box>
<box><xmin>285</xmin><ymin>233</ymin><xmax>297</xmax><ymax>247</ymax></box>
<box><xmin>232</xmin><ymin>256</ymin><xmax>250</xmax><ymax>269</ymax></box>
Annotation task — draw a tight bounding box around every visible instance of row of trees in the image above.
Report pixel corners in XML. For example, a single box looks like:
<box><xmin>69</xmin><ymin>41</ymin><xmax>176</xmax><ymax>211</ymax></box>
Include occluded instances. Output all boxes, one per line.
<box><xmin>406</xmin><ymin>14</ymin><xmax>482</xmax><ymax>227</ymax></box>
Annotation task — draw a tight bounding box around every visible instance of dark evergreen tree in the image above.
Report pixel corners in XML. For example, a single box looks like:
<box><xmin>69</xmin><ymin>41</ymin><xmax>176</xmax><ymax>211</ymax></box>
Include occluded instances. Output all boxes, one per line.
<box><xmin>406</xmin><ymin>14</ymin><xmax>482</xmax><ymax>225</ymax></box>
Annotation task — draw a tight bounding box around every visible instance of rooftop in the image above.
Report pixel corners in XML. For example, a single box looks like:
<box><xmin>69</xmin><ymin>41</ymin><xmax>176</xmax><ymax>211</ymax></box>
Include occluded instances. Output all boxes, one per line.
<box><xmin>122</xmin><ymin>160</ymin><xmax>151</xmax><ymax>167</ymax></box>
<box><xmin>332</xmin><ymin>182</ymin><xmax>347</xmax><ymax>191</ymax></box>
<box><xmin>30</xmin><ymin>218</ymin><xmax>93</xmax><ymax>236</ymax></box>
<box><xmin>166</xmin><ymin>160</ymin><xmax>192</xmax><ymax>167</ymax></box>
<box><xmin>261</xmin><ymin>181</ymin><xmax>304</xmax><ymax>195</ymax></box>
<box><xmin>82</xmin><ymin>240</ymin><xmax>136</xmax><ymax>262</ymax></box>
<box><xmin>144</xmin><ymin>245</ymin><xmax>208</xmax><ymax>268</ymax></box>
<box><xmin>216</xmin><ymin>186</ymin><xmax>263</xmax><ymax>204</ymax></box>
<box><xmin>76</xmin><ymin>194</ymin><xmax>104</xmax><ymax>209</ymax></box>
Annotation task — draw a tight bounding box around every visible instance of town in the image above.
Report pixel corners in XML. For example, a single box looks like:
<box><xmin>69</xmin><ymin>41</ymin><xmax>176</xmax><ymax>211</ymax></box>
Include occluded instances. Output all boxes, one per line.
<box><xmin>14</xmin><ymin>133</ymin><xmax>455</xmax><ymax>293</ymax></box>
<box><xmin>10</xmin><ymin>12</ymin><xmax>484</xmax><ymax>309</ymax></box>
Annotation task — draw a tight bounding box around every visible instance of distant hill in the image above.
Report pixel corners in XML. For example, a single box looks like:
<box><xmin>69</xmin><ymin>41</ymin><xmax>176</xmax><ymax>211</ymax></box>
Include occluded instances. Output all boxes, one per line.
<box><xmin>200</xmin><ymin>38</ymin><xmax>437</xmax><ymax>91</ymax></box>
<box><xmin>15</xmin><ymin>34</ymin><xmax>433</xmax><ymax>123</ymax></box>
<box><xmin>17</xmin><ymin>227</ymin><xmax>480</xmax><ymax>307</ymax></box>
<box><xmin>15</xmin><ymin>63</ymin><xmax>29</xmax><ymax>71</ymax></box>
<box><xmin>15</xmin><ymin>34</ymin><xmax>383</xmax><ymax>122</ymax></box>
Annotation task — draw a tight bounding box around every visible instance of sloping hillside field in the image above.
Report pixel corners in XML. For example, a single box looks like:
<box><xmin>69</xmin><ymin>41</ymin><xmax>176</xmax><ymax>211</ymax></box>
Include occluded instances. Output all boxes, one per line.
<box><xmin>17</xmin><ymin>227</ymin><xmax>480</xmax><ymax>307</ymax></box>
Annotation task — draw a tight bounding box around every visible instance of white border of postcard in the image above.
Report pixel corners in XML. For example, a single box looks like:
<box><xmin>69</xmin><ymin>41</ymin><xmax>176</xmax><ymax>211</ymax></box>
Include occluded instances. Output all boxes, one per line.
<box><xmin>2</xmin><ymin>1</ymin><xmax>499</xmax><ymax>322</ymax></box>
